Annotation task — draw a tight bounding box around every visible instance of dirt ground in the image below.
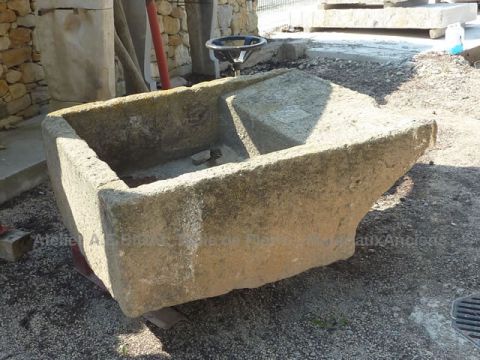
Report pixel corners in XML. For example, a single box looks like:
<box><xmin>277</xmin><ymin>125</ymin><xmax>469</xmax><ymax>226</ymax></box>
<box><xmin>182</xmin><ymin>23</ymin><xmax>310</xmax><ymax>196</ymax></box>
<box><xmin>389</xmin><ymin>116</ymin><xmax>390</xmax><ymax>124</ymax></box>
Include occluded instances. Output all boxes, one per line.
<box><xmin>1</xmin><ymin>52</ymin><xmax>480</xmax><ymax>359</ymax></box>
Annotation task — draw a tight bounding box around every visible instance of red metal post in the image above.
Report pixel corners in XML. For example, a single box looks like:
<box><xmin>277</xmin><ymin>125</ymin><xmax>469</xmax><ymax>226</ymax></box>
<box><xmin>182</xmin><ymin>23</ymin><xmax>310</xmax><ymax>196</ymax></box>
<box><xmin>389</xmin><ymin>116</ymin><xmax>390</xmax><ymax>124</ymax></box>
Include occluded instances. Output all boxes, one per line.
<box><xmin>146</xmin><ymin>0</ymin><xmax>172</xmax><ymax>90</ymax></box>
<box><xmin>0</xmin><ymin>225</ymin><xmax>9</xmax><ymax>236</ymax></box>
<box><xmin>71</xmin><ymin>240</ymin><xmax>108</xmax><ymax>293</ymax></box>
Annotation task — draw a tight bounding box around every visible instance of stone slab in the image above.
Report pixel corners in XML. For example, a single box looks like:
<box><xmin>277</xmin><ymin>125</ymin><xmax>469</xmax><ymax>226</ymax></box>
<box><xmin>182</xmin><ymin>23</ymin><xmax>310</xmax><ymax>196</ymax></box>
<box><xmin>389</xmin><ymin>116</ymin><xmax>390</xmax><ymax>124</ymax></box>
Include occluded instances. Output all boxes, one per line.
<box><xmin>291</xmin><ymin>3</ymin><xmax>478</xmax><ymax>31</ymax></box>
<box><xmin>0</xmin><ymin>229</ymin><xmax>33</xmax><ymax>261</ymax></box>
<box><xmin>305</xmin><ymin>42</ymin><xmax>418</xmax><ymax>63</ymax></box>
<box><xmin>42</xmin><ymin>70</ymin><xmax>436</xmax><ymax>317</ymax></box>
<box><xmin>0</xmin><ymin>115</ymin><xmax>48</xmax><ymax>205</ymax></box>
<box><xmin>319</xmin><ymin>0</ymin><xmax>428</xmax><ymax>6</ymax></box>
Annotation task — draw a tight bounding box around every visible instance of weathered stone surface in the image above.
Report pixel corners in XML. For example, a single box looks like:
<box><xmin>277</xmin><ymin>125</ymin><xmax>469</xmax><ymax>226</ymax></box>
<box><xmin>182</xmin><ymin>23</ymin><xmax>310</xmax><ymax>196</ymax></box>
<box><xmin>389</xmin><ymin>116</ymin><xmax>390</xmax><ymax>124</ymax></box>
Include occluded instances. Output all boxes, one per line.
<box><xmin>7</xmin><ymin>93</ymin><xmax>30</xmax><ymax>113</ymax></box>
<box><xmin>291</xmin><ymin>3</ymin><xmax>477</xmax><ymax>30</ymax></box>
<box><xmin>173</xmin><ymin>44</ymin><xmax>190</xmax><ymax>66</ymax></box>
<box><xmin>42</xmin><ymin>70</ymin><xmax>436</xmax><ymax>317</ymax></box>
<box><xmin>16</xmin><ymin>13</ymin><xmax>35</xmax><ymax>27</ymax></box>
<box><xmin>20</xmin><ymin>62</ymin><xmax>44</xmax><ymax>82</ymax></box>
<box><xmin>0</xmin><ymin>115</ymin><xmax>22</xmax><ymax>129</ymax></box>
<box><xmin>168</xmin><ymin>34</ymin><xmax>182</xmax><ymax>46</ymax></box>
<box><xmin>170</xmin><ymin>6</ymin><xmax>185</xmax><ymax>18</ymax></box>
<box><xmin>31</xmin><ymin>86</ymin><xmax>49</xmax><ymax>104</ymax></box>
<box><xmin>0</xmin><ymin>79</ymin><xmax>9</xmax><ymax>96</ymax></box>
<box><xmin>181</xmin><ymin>32</ymin><xmax>189</xmax><ymax>47</ymax></box>
<box><xmin>0</xmin><ymin>229</ymin><xmax>32</xmax><ymax>261</ymax></box>
<box><xmin>0</xmin><ymin>23</ymin><xmax>10</xmax><ymax>35</ymax></box>
<box><xmin>7</xmin><ymin>0</ymin><xmax>30</xmax><ymax>16</ymax></box>
<box><xmin>319</xmin><ymin>0</ymin><xmax>427</xmax><ymax>5</ymax></box>
<box><xmin>157</xmin><ymin>0</ymin><xmax>172</xmax><ymax>16</ymax></box>
<box><xmin>162</xmin><ymin>15</ymin><xmax>180</xmax><ymax>34</ymax></box>
<box><xmin>2</xmin><ymin>46</ymin><xmax>31</xmax><ymax>67</ymax></box>
<box><xmin>277</xmin><ymin>40</ymin><xmax>307</xmax><ymax>61</ymax></box>
<box><xmin>6</xmin><ymin>69</ymin><xmax>22</xmax><ymax>83</ymax></box>
<box><xmin>8</xmin><ymin>82</ymin><xmax>26</xmax><ymax>99</ymax></box>
<box><xmin>9</xmin><ymin>27</ymin><xmax>31</xmax><ymax>47</ymax></box>
<box><xmin>0</xmin><ymin>35</ymin><xmax>10</xmax><ymax>50</ymax></box>
<box><xmin>217</xmin><ymin>4</ymin><xmax>233</xmax><ymax>30</ymax></box>
<box><xmin>0</xmin><ymin>9</ymin><xmax>16</xmax><ymax>22</ymax></box>
<box><xmin>18</xmin><ymin>103</ymin><xmax>39</xmax><ymax>118</ymax></box>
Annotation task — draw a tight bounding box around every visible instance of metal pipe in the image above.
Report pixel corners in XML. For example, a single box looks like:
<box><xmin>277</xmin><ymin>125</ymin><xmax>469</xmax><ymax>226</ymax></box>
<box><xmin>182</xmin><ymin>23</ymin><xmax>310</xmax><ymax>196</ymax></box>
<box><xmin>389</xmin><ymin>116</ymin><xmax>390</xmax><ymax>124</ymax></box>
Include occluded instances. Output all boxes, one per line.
<box><xmin>146</xmin><ymin>0</ymin><xmax>171</xmax><ymax>90</ymax></box>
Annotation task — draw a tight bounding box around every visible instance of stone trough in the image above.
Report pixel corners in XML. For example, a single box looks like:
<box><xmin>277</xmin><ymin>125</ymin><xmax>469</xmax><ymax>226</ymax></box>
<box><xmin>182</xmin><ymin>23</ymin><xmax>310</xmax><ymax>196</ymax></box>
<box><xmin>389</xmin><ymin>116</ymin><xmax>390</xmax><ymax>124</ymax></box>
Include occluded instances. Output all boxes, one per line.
<box><xmin>42</xmin><ymin>70</ymin><xmax>436</xmax><ymax>317</ymax></box>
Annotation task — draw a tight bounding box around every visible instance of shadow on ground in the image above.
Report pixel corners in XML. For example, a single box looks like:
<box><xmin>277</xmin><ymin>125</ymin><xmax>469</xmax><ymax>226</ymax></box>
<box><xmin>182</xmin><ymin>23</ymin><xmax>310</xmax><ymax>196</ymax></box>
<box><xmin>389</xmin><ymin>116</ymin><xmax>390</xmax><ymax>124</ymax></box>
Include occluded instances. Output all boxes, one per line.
<box><xmin>3</xmin><ymin>160</ymin><xmax>477</xmax><ymax>359</ymax></box>
<box><xmin>242</xmin><ymin>42</ymin><xmax>416</xmax><ymax>105</ymax></box>
<box><xmin>136</xmin><ymin>162</ymin><xmax>480</xmax><ymax>360</ymax></box>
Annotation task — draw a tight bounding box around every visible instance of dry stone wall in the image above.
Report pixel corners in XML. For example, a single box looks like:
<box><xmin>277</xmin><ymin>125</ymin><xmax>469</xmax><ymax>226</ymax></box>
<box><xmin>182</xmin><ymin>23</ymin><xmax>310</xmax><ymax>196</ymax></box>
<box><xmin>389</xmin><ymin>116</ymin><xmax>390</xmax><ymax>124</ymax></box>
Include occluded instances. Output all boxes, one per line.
<box><xmin>215</xmin><ymin>0</ymin><xmax>258</xmax><ymax>37</ymax></box>
<box><xmin>0</xmin><ymin>0</ymin><xmax>259</xmax><ymax>126</ymax></box>
<box><xmin>151</xmin><ymin>0</ymin><xmax>192</xmax><ymax>80</ymax></box>
<box><xmin>0</xmin><ymin>0</ymin><xmax>47</xmax><ymax>129</ymax></box>
<box><xmin>150</xmin><ymin>0</ymin><xmax>258</xmax><ymax>81</ymax></box>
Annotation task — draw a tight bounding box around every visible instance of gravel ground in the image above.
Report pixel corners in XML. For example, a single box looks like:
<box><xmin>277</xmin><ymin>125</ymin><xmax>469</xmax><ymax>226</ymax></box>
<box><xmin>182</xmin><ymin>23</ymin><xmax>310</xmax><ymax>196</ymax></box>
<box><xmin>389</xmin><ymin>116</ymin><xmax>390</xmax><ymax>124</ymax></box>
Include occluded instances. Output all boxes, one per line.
<box><xmin>1</xmin><ymin>52</ymin><xmax>480</xmax><ymax>359</ymax></box>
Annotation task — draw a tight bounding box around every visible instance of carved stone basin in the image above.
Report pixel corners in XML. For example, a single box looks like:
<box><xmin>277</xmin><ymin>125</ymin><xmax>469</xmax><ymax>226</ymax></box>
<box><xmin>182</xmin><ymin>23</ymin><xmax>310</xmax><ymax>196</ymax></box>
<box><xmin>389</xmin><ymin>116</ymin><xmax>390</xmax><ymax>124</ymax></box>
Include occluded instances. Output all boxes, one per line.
<box><xmin>42</xmin><ymin>69</ymin><xmax>436</xmax><ymax>317</ymax></box>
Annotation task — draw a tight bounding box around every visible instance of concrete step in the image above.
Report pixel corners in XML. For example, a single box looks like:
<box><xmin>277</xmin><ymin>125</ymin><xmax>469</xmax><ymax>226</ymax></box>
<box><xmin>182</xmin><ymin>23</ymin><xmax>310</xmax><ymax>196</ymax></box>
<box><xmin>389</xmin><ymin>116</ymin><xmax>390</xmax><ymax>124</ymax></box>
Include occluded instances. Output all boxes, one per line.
<box><xmin>0</xmin><ymin>115</ymin><xmax>47</xmax><ymax>205</ymax></box>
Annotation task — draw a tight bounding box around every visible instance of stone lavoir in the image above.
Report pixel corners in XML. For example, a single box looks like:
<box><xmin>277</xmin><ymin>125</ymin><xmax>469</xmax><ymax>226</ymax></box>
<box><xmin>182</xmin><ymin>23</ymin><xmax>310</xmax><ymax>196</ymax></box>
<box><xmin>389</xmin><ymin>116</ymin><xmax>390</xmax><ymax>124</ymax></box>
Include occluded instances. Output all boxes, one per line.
<box><xmin>42</xmin><ymin>69</ymin><xmax>436</xmax><ymax>317</ymax></box>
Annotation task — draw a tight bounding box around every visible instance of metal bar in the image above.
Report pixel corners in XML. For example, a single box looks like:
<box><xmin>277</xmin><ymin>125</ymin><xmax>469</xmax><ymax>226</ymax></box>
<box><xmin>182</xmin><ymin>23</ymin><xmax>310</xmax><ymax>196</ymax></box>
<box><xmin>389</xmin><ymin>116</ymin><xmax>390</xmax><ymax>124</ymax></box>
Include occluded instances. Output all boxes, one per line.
<box><xmin>146</xmin><ymin>0</ymin><xmax>172</xmax><ymax>90</ymax></box>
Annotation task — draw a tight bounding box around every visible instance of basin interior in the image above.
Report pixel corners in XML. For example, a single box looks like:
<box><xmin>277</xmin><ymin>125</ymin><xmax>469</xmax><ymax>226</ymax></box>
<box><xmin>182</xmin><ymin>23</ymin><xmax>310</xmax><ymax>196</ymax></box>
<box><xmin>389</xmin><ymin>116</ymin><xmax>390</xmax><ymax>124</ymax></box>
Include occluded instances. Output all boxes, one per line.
<box><xmin>57</xmin><ymin>83</ymin><xmax>275</xmax><ymax>187</ymax></box>
<box><xmin>60</xmin><ymin>71</ymin><xmax>333</xmax><ymax>188</ymax></box>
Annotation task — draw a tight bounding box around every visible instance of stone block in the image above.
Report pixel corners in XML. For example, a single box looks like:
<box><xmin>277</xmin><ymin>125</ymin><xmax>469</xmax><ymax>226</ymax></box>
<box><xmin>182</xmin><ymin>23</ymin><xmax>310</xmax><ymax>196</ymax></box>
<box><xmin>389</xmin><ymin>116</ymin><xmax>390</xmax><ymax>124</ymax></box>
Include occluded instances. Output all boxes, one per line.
<box><xmin>290</xmin><ymin>3</ymin><xmax>477</xmax><ymax>32</ymax></box>
<box><xmin>163</xmin><ymin>15</ymin><xmax>180</xmax><ymax>34</ymax></box>
<box><xmin>20</xmin><ymin>62</ymin><xmax>44</xmax><ymax>83</ymax></box>
<box><xmin>0</xmin><ymin>23</ymin><xmax>10</xmax><ymax>35</ymax></box>
<box><xmin>181</xmin><ymin>32</ymin><xmax>189</xmax><ymax>47</ymax></box>
<box><xmin>174</xmin><ymin>44</ymin><xmax>190</xmax><ymax>66</ymax></box>
<box><xmin>16</xmin><ymin>13</ymin><xmax>35</xmax><ymax>27</ymax></box>
<box><xmin>42</xmin><ymin>69</ymin><xmax>436</xmax><ymax>317</ymax></box>
<box><xmin>18</xmin><ymin>103</ymin><xmax>39</xmax><ymax>118</ymax></box>
<box><xmin>217</xmin><ymin>4</ymin><xmax>233</xmax><ymax>30</ymax></box>
<box><xmin>0</xmin><ymin>229</ymin><xmax>32</xmax><ymax>261</ymax></box>
<box><xmin>0</xmin><ymin>35</ymin><xmax>10</xmax><ymax>50</ymax></box>
<box><xmin>2</xmin><ymin>46</ymin><xmax>31</xmax><ymax>67</ymax></box>
<box><xmin>170</xmin><ymin>6</ymin><xmax>185</xmax><ymax>18</ymax></box>
<box><xmin>191</xmin><ymin>149</ymin><xmax>211</xmax><ymax>165</ymax></box>
<box><xmin>7</xmin><ymin>93</ymin><xmax>30</xmax><ymax>114</ymax></box>
<box><xmin>8</xmin><ymin>82</ymin><xmax>26</xmax><ymax>99</ymax></box>
<box><xmin>6</xmin><ymin>69</ymin><xmax>22</xmax><ymax>83</ymax></box>
<box><xmin>9</xmin><ymin>27</ymin><xmax>31</xmax><ymax>47</ymax></box>
<box><xmin>0</xmin><ymin>80</ymin><xmax>9</xmax><ymax>96</ymax></box>
<box><xmin>157</xmin><ymin>0</ymin><xmax>172</xmax><ymax>16</ymax></box>
<box><xmin>7</xmin><ymin>0</ymin><xmax>30</xmax><ymax>16</ymax></box>
<box><xmin>168</xmin><ymin>34</ymin><xmax>182</xmax><ymax>46</ymax></box>
<box><xmin>278</xmin><ymin>41</ymin><xmax>308</xmax><ymax>61</ymax></box>
<box><xmin>31</xmin><ymin>86</ymin><xmax>49</xmax><ymax>104</ymax></box>
<box><xmin>319</xmin><ymin>0</ymin><xmax>428</xmax><ymax>6</ymax></box>
<box><xmin>0</xmin><ymin>9</ymin><xmax>16</xmax><ymax>22</ymax></box>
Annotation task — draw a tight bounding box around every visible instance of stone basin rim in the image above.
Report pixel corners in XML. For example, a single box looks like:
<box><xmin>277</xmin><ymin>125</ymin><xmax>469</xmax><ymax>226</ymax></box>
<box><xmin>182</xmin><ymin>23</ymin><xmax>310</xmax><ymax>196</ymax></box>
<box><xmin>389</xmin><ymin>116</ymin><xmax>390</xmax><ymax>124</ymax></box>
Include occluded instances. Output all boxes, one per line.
<box><xmin>44</xmin><ymin>112</ymin><xmax>435</xmax><ymax>196</ymax></box>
